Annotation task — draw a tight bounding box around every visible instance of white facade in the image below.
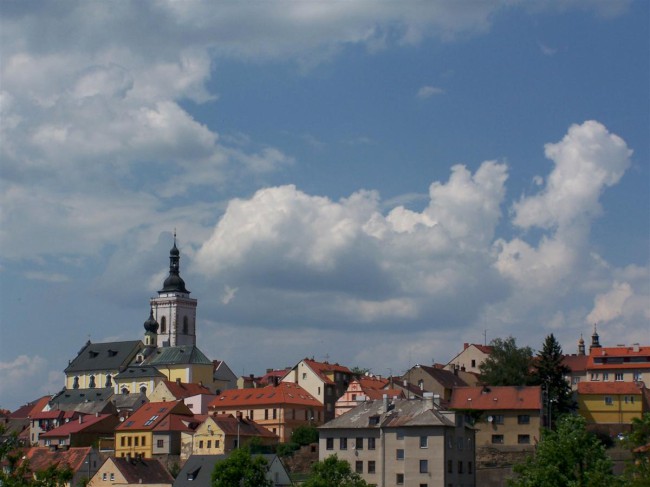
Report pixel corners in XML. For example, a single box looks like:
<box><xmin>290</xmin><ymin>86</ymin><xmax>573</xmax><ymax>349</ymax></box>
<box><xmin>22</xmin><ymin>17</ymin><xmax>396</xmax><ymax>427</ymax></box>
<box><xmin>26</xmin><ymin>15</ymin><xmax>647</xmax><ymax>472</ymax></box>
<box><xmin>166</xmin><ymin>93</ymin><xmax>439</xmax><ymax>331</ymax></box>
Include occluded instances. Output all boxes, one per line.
<box><xmin>151</xmin><ymin>293</ymin><xmax>197</xmax><ymax>348</ymax></box>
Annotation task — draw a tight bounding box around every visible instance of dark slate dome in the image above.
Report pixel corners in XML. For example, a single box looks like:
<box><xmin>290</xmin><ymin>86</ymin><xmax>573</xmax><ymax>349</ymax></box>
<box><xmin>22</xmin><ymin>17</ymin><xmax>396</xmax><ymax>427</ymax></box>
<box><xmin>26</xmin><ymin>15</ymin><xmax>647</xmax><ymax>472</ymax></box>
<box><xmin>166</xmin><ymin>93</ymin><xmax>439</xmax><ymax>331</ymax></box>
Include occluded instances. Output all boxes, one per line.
<box><xmin>160</xmin><ymin>273</ymin><xmax>188</xmax><ymax>293</ymax></box>
<box><xmin>144</xmin><ymin>309</ymin><xmax>159</xmax><ymax>333</ymax></box>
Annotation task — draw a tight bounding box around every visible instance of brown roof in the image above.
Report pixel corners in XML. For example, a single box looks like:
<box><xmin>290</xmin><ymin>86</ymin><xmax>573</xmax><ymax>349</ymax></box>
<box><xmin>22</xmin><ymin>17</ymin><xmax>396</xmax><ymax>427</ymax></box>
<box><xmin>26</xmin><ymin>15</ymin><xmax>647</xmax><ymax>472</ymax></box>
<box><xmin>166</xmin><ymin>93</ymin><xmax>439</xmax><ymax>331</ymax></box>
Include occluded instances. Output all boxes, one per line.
<box><xmin>303</xmin><ymin>359</ymin><xmax>352</xmax><ymax>385</ymax></box>
<box><xmin>161</xmin><ymin>380</ymin><xmax>211</xmax><ymax>399</ymax></box>
<box><xmin>587</xmin><ymin>346</ymin><xmax>650</xmax><ymax>370</ymax></box>
<box><xmin>22</xmin><ymin>446</ymin><xmax>91</xmax><ymax>473</ymax></box>
<box><xmin>109</xmin><ymin>457</ymin><xmax>174</xmax><ymax>484</ymax></box>
<box><xmin>357</xmin><ymin>377</ymin><xmax>389</xmax><ymax>390</ymax></box>
<box><xmin>211</xmin><ymin>414</ymin><xmax>277</xmax><ymax>438</ymax></box>
<box><xmin>577</xmin><ymin>381</ymin><xmax>645</xmax><ymax>395</ymax></box>
<box><xmin>449</xmin><ymin>386</ymin><xmax>542</xmax><ymax>411</ymax></box>
<box><xmin>116</xmin><ymin>401</ymin><xmax>193</xmax><ymax>432</ymax></box>
<box><xmin>210</xmin><ymin>382</ymin><xmax>322</xmax><ymax>409</ymax></box>
<box><xmin>40</xmin><ymin>414</ymin><xmax>118</xmax><ymax>438</ymax></box>
<box><xmin>411</xmin><ymin>364</ymin><xmax>469</xmax><ymax>389</ymax></box>
<box><xmin>10</xmin><ymin>396</ymin><xmax>50</xmax><ymax>419</ymax></box>
<box><xmin>562</xmin><ymin>354</ymin><xmax>589</xmax><ymax>372</ymax></box>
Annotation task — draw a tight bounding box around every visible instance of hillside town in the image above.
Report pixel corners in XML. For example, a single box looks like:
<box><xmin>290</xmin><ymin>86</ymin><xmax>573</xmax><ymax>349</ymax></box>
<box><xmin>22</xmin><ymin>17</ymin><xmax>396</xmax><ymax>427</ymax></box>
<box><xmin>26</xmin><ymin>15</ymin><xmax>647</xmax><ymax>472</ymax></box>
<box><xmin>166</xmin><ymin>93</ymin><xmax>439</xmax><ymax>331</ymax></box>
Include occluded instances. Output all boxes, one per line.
<box><xmin>1</xmin><ymin>240</ymin><xmax>648</xmax><ymax>486</ymax></box>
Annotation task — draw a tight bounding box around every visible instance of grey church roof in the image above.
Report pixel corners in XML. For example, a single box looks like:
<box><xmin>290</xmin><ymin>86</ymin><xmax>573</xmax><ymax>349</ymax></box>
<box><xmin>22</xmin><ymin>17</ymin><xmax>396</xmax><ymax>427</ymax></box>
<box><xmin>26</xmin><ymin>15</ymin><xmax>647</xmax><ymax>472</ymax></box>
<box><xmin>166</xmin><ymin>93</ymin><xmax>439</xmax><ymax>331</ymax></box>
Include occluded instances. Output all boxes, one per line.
<box><xmin>144</xmin><ymin>346</ymin><xmax>211</xmax><ymax>366</ymax></box>
<box><xmin>114</xmin><ymin>365</ymin><xmax>166</xmax><ymax>380</ymax></box>
<box><xmin>64</xmin><ymin>340</ymin><xmax>144</xmax><ymax>374</ymax></box>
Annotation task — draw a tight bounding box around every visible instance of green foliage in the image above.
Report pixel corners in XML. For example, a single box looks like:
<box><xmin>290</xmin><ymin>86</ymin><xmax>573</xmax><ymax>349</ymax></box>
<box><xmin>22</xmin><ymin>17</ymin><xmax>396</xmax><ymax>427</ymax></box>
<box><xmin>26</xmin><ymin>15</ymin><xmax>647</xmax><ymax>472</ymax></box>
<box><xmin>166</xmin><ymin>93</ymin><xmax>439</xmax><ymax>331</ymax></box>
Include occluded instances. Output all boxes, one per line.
<box><xmin>276</xmin><ymin>442</ymin><xmax>299</xmax><ymax>457</ymax></box>
<box><xmin>479</xmin><ymin>336</ymin><xmax>537</xmax><ymax>386</ymax></box>
<box><xmin>623</xmin><ymin>413</ymin><xmax>650</xmax><ymax>486</ymax></box>
<box><xmin>533</xmin><ymin>334</ymin><xmax>575</xmax><ymax>427</ymax></box>
<box><xmin>168</xmin><ymin>461</ymin><xmax>181</xmax><ymax>479</ymax></box>
<box><xmin>509</xmin><ymin>415</ymin><xmax>622</xmax><ymax>487</ymax></box>
<box><xmin>211</xmin><ymin>447</ymin><xmax>273</xmax><ymax>487</ymax></box>
<box><xmin>292</xmin><ymin>425</ymin><xmax>319</xmax><ymax>446</ymax></box>
<box><xmin>350</xmin><ymin>367</ymin><xmax>370</xmax><ymax>376</ymax></box>
<box><xmin>303</xmin><ymin>455</ymin><xmax>370</xmax><ymax>487</ymax></box>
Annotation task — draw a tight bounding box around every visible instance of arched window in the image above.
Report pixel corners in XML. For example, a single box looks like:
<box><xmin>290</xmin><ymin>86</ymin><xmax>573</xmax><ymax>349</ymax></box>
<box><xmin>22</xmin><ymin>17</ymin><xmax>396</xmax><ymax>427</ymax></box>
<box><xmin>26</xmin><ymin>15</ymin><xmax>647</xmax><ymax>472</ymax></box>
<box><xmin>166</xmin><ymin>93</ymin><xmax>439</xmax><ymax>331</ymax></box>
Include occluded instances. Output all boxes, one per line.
<box><xmin>160</xmin><ymin>316</ymin><xmax>167</xmax><ymax>334</ymax></box>
<box><xmin>121</xmin><ymin>387</ymin><xmax>129</xmax><ymax>395</ymax></box>
<box><xmin>89</xmin><ymin>375</ymin><xmax>96</xmax><ymax>388</ymax></box>
<box><xmin>183</xmin><ymin>316</ymin><xmax>189</xmax><ymax>335</ymax></box>
<box><xmin>105</xmin><ymin>374</ymin><xmax>112</xmax><ymax>387</ymax></box>
<box><xmin>140</xmin><ymin>385</ymin><xmax>147</xmax><ymax>394</ymax></box>
<box><xmin>73</xmin><ymin>376</ymin><xmax>79</xmax><ymax>389</ymax></box>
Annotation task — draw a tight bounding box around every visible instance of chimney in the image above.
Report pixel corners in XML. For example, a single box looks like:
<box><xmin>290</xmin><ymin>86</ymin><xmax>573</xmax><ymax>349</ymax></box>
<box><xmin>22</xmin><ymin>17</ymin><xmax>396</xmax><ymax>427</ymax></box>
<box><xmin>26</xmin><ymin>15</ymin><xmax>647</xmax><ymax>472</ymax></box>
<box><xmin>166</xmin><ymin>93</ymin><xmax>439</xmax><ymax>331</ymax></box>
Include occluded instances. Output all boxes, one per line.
<box><xmin>433</xmin><ymin>394</ymin><xmax>441</xmax><ymax>407</ymax></box>
<box><xmin>199</xmin><ymin>381</ymin><xmax>203</xmax><ymax>388</ymax></box>
<box><xmin>382</xmin><ymin>394</ymin><xmax>389</xmax><ymax>410</ymax></box>
<box><xmin>79</xmin><ymin>415</ymin><xmax>83</xmax><ymax>424</ymax></box>
<box><xmin>454</xmin><ymin>365</ymin><xmax>458</xmax><ymax>376</ymax></box>
<box><xmin>423</xmin><ymin>392</ymin><xmax>434</xmax><ymax>410</ymax></box>
<box><xmin>236</xmin><ymin>411</ymin><xmax>243</xmax><ymax>421</ymax></box>
<box><xmin>633</xmin><ymin>343</ymin><xmax>640</xmax><ymax>352</ymax></box>
<box><xmin>176</xmin><ymin>378</ymin><xmax>181</xmax><ymax>385</ymax></box>
<box><xmin>464</xmin><ymin>342</ymin><xmax>469</xmax><ymax>350</ymax></box>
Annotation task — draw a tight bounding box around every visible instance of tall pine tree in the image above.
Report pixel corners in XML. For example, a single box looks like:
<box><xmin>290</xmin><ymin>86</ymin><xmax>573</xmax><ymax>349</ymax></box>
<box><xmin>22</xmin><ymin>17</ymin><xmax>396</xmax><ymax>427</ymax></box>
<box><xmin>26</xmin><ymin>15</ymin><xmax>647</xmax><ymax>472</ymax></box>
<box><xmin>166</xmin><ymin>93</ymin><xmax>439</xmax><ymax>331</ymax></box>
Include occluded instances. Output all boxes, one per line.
<box><xmin>533</xmin><ymin>333</ymin><xmax>575</xmax><ymax>428</ymax></box>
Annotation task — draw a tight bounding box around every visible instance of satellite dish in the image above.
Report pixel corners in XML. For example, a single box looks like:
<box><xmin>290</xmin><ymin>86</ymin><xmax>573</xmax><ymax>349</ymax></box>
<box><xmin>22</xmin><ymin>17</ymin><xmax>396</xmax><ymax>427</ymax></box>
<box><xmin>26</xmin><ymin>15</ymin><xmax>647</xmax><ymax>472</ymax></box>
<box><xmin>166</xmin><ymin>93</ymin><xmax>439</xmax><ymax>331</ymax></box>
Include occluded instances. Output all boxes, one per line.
<box><xmin>487</xmin><ymin>415</ymin><xmax>494</xmax><ymax>423</ymax></box>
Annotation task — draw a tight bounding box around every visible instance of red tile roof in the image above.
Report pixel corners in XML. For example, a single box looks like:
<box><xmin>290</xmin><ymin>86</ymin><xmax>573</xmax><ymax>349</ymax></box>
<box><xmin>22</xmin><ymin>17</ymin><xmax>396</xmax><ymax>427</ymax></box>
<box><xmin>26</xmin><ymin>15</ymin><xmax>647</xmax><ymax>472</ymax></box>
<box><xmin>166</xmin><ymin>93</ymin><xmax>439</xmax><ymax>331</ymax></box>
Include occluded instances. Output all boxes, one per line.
<box><xmin>562</xmin><ymin>354</ymin><xmax>589</xmax><ymax>372</ymax></box>
<box><xmin>22</xmin><ymin>446</ymin><xmax>91</xmax><ymax>473</ymax></box>
<box><xmin>449</xmin><ymin>386</ymin><xmax>542</xmax><ymax>411</ymax></box>
<box><xmin>357</xmin><ymin>377</ymin><xmax>389</xmax><ymax>390</ymax></box>
<box><xmin>577</xmin><ymin>381</ymin><xmax>645</xmax><ymax>395</ymax></box>
<box><xmin>116</xmin><ymin>401</ymin><xmax>193</xmax><ymax>432</ymax></box>
<box><xmin>10</xmin><ymin>396</ymin><xmax>50</xmax><ymax>419</ymax></box>
<box><xmin>161</xmin><ymin>380</ymin><xmax>211</xmax><ymax>399</ymax></box>
<box><xmin>31</xmin><ymin>410</ymin><xmax>77</xmax><ymax>420</ymax></box>
<box><xmin>210</xmin><ymin>382</ymin><xmax>322</xmax><ymax>409</ymax></box>
<box><xmin>587</xmin><ymin>346</ymin><xmax>650</xmax><ymax>370</ymax></box>
<box><xmin>40</xmin><ymin>414</ymin><xmax>117</xmax><ymax>438</ymax></box>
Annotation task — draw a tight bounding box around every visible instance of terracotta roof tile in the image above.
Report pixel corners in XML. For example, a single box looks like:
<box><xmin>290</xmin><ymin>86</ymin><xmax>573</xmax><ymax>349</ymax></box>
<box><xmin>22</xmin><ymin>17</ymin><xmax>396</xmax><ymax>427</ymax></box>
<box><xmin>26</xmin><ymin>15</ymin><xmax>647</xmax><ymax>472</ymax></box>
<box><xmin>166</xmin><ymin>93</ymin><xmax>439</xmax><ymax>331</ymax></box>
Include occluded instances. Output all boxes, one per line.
<box><xmin>22</xmin><ymin>446</ymin><xmax>91</xmax><ymax>473</ymax></box>
<box><xmin>449</xmin><ymin>386</ymin><xmax>542</xmax><ymax>410</ymax></box>
<box><xmin>210</xmin><ymin>382</ymin><xmax>322</xmax><ymax>409</ymax></box>
<box><xmin>562</xmin><ymin>354</ymin><xmax>589</xmax><ymax>372</ymax></box>
<box><xmin>10</xmin><ymin>396</ymin><xmax>50</xmax><ymax>419</ymax></box>
<box><xmin>116</xmin><ymin>401</ymin><xmax>193</xmax><ymax>432</ymax></box>
<box><xmin>587</xmin><ymin>346</ymin><xmax>650</xmax><ymax>370</ymax></box>
<box><xmin>111</xmin><ymin>457</ymin><xmax>174</xmax><ymax>484</ymax></box>
<box><xmin>303</xmin><ymin>359</ymin><xmax>352</xmax><ymax>384</ymax></box>
<box><xmin>40</xmin><ymin>414</ymin><xmax>117</xmax><ymax>438</ymax></box>
<box><xmin>162</xmin><ymin>380</ymin><xmax>211</xmax><ymax>399</ymax></box>
<box><xmin>577</xmin><ymin>381</ymin><xmax>645</xmax><ymax>395</ymax></box>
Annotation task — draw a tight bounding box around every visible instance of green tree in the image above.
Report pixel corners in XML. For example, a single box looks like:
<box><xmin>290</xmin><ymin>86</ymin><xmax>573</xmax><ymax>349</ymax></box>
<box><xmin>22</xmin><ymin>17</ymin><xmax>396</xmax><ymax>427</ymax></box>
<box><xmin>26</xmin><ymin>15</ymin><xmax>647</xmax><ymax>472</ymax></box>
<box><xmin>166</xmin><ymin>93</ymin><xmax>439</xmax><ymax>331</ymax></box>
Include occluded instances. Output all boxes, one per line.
<box><xmin>479</xmin><ymin>337</ymin><xmax>537</xmax><ymax>386</ymax></box>
<box><xmin>211</xmin><ymin>447</ymin><xmax>273</xmax><ymax>487</ymax></box>
<box><xmin>509</xmin><ymin>415</ymin><xmax>621</xmax><ymax>487</ymax></box>
<box><xmin>623</xmin><ymin>413</ymin><xmax>650</xmax><ymax>486</ymax></box>
<box><xmin>533</xmin><ymin>334</ymin><xmax>575</xmax><ymax>428</ymax></box>
<box><xmin>292</xmin><ymin>425</ymin><xmax>319</xmax><ymax>446</ymax></box>
<box><xmin>303</xmin><ymin>455</ymin><xmax>370</xmax><ymax>487</ymax></box>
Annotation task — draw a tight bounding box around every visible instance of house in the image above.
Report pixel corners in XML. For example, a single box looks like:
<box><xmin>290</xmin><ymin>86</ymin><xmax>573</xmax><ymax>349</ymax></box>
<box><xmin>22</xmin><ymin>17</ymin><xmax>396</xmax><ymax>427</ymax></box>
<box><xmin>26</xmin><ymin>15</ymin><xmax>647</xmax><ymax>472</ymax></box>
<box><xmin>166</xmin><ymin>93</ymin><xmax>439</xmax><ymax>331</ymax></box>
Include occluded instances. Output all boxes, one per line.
<box><xmin>113</xmin><ymin>365</ymin><xmax>166</xmax><ymax>396</ymax></box>
<box><xmin>174</xmin><ymin>454</ymin><xmax>292</xmax><ymax>487</ymax></box>
<box><xmin>282</xmin><ymin>358</ymin><xmax>353</xmax><ymax>421</ymax></box>
<box><xmin>148</xmin><ymin>379</ymin><xmax>212</xmax><ymax>403</ymax></box>
<box><xmin>29</xmin><ymin>409</ymin><xmax>79</xmax><ymax>446</ymax></box>
<box><xmin>64</xmin><ymin>340</ymin><xmax>146</xmax><ymax>392</ymax></box>
<box><xmin>585</xmin><ymin>342</ymin><xmax>650</xmax><ymax>384</ymax></box>
<box><xmin>577</xmin><ymin>381</ymin><xmax>648</xmax><ymax>427</ymax></box>
<box><xmin>446</xmin><ymin>343</ymin><xmax>493</xmax><ymax>376</ymax></box>
<box><xmin>448</xmin><ymin>386</ymin><xmax>542</xmax><ymax>450</ymax></box>
<box><xmin>181</xmin><ymin>413</ymin><xmax>278</xmax><ymax>460</ymax></box>
<box><xmin>402</xmin><ymin>364</ymin><xmax>469</xmax><ymax>403</ymax></box>
<box><xmin>47</xmin><ymin>387</ymin><xmax>117</xmax><ymax>415</ymax></box>
<box><xmin>335</xmin><ymin>376</ymin><xmax>403</xmax><ymax>417</ymax></box>
<box><xmin>39</xmin><ymin>413</ymin><xmax>120</xmax><ymax>449</ymax></box>
<box><xmin>562</xmin><ymin>353</ymin><xmax>589</xmax><ymax>390</ymax></box>
<box><xmin>181</xmin><ymin>393</ymin><xmax>218</xmax><ymax>415</ymax></box>
<box><xmin>212</xmin><ymin>360</ymin><xmax>238</xmax><ymax>393</ymax></box>
<box><xmin>319</xmin><ymin>394</ymin><xmax>476</xmax><ymax>487</ymax></box>
<box><xmin>88</xmin><ymin>456</ymin><xmax>174</xmax><ymax>487</ymax></box>
<box><xmin>143</xmin><ymin>346</ymin><xmax>215</xmax><ymax>391</ymax></box>
<box><xmin>18</xmin><ymin>446</ymin><xmax>102</xmax><ymax>487</ymax></box>
<box><xmin>237</xmin><ymin>368</ymin><xmax>288</xmax><ymax>389</ymax></box>
<box><xmin>210</xmin><ymin>381</ymin><xmax>323</xmax><ymax>442</ymax></box>
<box><xmin>5</xmin><ymin>396</ymin><xmax>50</xmax><ymax>445</ymax></box>
<box><xmin>114</xmin><ymin>401</ymin><xmax>195</xmax><ymax>459</ymax></box>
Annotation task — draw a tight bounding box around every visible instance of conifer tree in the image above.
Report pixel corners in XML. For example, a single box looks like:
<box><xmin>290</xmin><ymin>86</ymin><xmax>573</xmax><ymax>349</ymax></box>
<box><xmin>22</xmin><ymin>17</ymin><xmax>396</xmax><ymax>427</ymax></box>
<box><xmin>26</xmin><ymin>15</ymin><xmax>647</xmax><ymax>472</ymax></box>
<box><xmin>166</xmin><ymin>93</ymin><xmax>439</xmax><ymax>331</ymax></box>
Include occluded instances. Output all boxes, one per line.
<box><xmin>533</xmin><ymin>333</ymin><xmax>574</xmax><ymax>427</ymax></box>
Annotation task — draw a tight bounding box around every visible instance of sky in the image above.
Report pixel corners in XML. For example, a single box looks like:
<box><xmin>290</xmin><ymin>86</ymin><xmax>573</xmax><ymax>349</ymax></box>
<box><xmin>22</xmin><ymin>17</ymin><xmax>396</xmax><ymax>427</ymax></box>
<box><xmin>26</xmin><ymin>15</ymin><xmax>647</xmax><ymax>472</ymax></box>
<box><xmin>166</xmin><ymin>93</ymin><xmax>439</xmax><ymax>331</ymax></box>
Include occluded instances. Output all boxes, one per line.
<box><xmin>1</xmin><ymin>0</ymin><xmax>648</xmax><ymax>411</ymax></box>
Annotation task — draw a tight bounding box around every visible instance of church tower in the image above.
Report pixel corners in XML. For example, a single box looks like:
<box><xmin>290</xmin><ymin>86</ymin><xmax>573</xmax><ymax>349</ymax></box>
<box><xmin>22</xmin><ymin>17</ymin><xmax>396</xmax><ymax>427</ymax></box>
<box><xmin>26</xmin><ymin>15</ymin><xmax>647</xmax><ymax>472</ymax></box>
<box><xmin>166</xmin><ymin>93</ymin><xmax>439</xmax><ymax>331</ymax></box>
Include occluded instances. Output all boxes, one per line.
<box><xmin>150</xmin><ymin>234</ymin><xmax>197</xmax><ymax>348</ymax></box>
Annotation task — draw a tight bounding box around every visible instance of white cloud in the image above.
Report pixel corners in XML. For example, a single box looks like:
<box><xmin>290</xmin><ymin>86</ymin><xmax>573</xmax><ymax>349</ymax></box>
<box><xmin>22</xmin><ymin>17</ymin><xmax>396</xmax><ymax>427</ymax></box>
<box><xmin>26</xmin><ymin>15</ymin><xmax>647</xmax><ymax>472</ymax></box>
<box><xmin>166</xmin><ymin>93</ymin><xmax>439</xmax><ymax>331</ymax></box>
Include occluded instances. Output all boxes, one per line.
<box><xmin>417</xmin><ymin>85</ymin><xmax>445</xmax><ymax>98</ymax></box>
<box><xmin>587</xmin><ymin>281</ymin><xmax>633</xmax><ymax>324</ymax></box>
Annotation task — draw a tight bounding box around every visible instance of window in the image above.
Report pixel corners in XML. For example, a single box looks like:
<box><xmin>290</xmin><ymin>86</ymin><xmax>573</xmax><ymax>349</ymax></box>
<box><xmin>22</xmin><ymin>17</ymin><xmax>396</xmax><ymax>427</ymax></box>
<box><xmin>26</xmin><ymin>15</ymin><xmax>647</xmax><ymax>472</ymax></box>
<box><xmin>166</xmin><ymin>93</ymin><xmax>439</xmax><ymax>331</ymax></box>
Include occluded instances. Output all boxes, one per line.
<box><xmin>419</xmin><ymin>460</ymin><xmax>428</xmax><ymax>473</ymax></box>
<box><xmin>625</xmin><ymin>396</ymin><xmax>635</xmax><ymax>404</ymax></box>
<box><xmin>418</xmin><ymin>379</ymin><xmax>424</xmax><ymax>390</ymax></box>
<box><xmin>141</xmin><ymin>436</ymin><xmax>146</xmax><ymax>446</ymax></box>
<box><xmin>491</xmin><ymin>434</ymin><xmax>504</xmax><ymax>444</ymax></box>
<box><xmin>420</xmin><ymin>435</ymin><xmax>428</xmax><ymax>448</ymax></box>
<box><xmin>265</xmin><ymin>409</ymin><xmax>269</xmax><ymax>420</ymax></box>
<box><xmin>605</xmin><ymin>396</ymin><xmax>614</xmax><ymax>406</ymax></box>
<box><xmin>273</xmin><ymin>408</ymin><xmax>277</xmax><ymax>419</ymax></box>
<box><xmin>471</xmin><ymin>359</ymin><xmax>476</xmax><ymax>368</ymax></box>
<box><xmin>183</xmin><ymin>316</ymin><xmax>189</xmax><ymax>334</ymax></box>
<box><xmin>355</xmin><ymin>437</ymin><xmax>363</xmax><ymax>450</ymax></box>
<box><xmin>590</xmin><ymin>372</ymin><xmax>599</xmax><ymax>381</ymax></box>
<box><xmin>458</xmin><ymin>461</ymin><xmax>463</xmax><ymax>474</ymax></box>
<box><xmin>157</xmin><ymin>439</ymin><xmax>164</xmax><ymax>448</ymax></box>
<box><xmin>396</xmin><ymin>449</ymin><xmax>404</xmax><ymax>460</ymax></box>
<box><xmin>215</xmin><ymin>440</ymin><xmax>220</xmax><ymax>448</ymax></box>
<box><xmin>518</xmin><ymin>414</ymin><xmax>530</xmax><ymax>424</ymax></box>
<box><xmin>447</xmin><ymin>460</ymin><xmax>453</xmax><ymax>473</ymax></box>
<box><xmin>355</xmin><ymin>461</ymin><xmax>363</xmax><ymax>474</ymax></box>
<box><xmin>199</xmin><ymin>440</ymin><xmax>204</xmax><ymax>448</ymax></box>
<box><xmin>468</xmin><ymin>461</ymin><xmax>473</xmax><ymax>474</ymax></box>
<box><xmin>397</xmin><ymin>430</ymin><xmax>404</xmax><ymax>440</ymax></box>
<box><xmin>302</xmin><ymin>373</ymin><xmax>307</xmax><ymax>380</ymax></box>
<box><xmin>573</xmin><ymin>377</ymin><xmax>580</xmax><ymax>384</ymax></box>
<box><xmin>340</xmin><ymin>438</ymin><xmax>347</xmax><ymax>450</ymax></box>
<box><xmin>326</xmin><ymin>438</ymin><xmax>333</xmax><ymax>450</ymax></box>
<box><xmin>518</xmin><ymin>434</ymin><xmax>531</xmax><ymax>444</ymax></box>
<box><xmin>368</xmin><ymin>461</ymin><xmax>376</xmax><ymax>474</ymax></box>
<box><xmin>121</xmin><ymin>436</ymin><xmax>125</xmax><ymax>447</ymax></box>
<box><xmin>615</xmin><ymin>372</ymin><xmax>624</xmax><ymax>381</ymax></box>
<box><xmin>207</xmin><ymin>440</ymin><xmax>211</xmax><ymax>449</ymax></box>
<box><xmin>160</xmin><ymin>316</ymin><xmax>166</xmax><ymax>333</ymax></box>
<box><xmin>110</xmin><ymin>473</ymin><xmax>114</xmax><ymax>481</ymax></box>
<box><xmin>493</xmin><ymin>414</ymin><xmax>504</xmax><ymax>424</ymax></box>
<box><xmin>633</xmin><ymin>372</ymin><xmax>643</xmax><ymax>381</ymax></box>
<box><xmin>396</xmin><ymin>473</ymin><xmax>404</xmax><ymax>485</ymax></box>
<box><xmin>127</xmin><ymin>437</ymin><xmax>132</xmax><ymax>447</ymax></box>
<box><xmin>102</xmin><ymin>473</ymin><xmax>107</xmax><ymax>481</ymax></box>
<box><xmin>457</xmin><ymin>436</ymin><xmax>464</xmax><ymax>450</ymax></box>
<box><xmin>368</xmin><ymin>437</ymin><xmax>376</xmax><ymax>450</ymax></box>
<box><xmin>134</xmin><ymin>436</ymin><xmax>139</xmax><ymax>446</ymax></box>
<box><xmin>603</xmin><ymin>372</ymin><xmax>609</xmax><ymax>381</ymax></box>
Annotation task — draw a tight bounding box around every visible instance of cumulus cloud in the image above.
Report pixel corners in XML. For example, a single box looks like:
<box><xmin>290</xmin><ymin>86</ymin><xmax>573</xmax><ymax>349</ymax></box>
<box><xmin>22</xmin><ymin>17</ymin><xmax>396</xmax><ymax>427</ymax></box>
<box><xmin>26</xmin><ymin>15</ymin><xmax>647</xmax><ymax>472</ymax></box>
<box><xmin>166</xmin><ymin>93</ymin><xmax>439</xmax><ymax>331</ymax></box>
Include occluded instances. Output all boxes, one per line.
<box><xmin>417</xmin><ymin>85</ymin><xmax>446</xmax><ymax>98</ymax></box>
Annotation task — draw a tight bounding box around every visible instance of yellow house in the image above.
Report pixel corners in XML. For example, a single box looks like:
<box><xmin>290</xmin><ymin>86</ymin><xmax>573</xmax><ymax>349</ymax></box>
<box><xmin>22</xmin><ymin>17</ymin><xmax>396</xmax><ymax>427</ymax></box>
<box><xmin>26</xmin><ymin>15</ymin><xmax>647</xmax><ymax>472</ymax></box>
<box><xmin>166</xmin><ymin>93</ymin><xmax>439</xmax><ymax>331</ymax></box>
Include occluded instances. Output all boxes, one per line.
<box><xmin>115</xmin><ymin>401</ymin><xmax>193</xmax><ymax>459</ymax></box>
<box><xmin>143</xmin><ymin>346</ymin><xmax>214</xmax><ymax>390</ymax></box>
<box><xmin>578</xmin><ymin>381</ymin><xmax>647</xmax><ymax>424</ymax></box>
<box><xmin>88</xmin><ymin>456</ymin><xmax>173</xmax><ymax>487</ymax></box>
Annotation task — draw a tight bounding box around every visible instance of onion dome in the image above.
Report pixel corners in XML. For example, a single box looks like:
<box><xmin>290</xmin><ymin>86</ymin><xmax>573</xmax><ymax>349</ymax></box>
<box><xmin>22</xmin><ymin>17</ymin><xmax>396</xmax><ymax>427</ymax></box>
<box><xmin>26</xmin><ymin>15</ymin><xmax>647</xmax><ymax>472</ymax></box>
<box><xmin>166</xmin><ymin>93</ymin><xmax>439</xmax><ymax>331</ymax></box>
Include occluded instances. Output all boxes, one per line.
<box><xmin>144</xmin><ymin>309</ymin><xmax>159</xmax><ymax>333</ymax></box>
<box><xmin>159</xmin><ymin>233</ymin><xmax>190</xmax><ymax>294</ymax></box>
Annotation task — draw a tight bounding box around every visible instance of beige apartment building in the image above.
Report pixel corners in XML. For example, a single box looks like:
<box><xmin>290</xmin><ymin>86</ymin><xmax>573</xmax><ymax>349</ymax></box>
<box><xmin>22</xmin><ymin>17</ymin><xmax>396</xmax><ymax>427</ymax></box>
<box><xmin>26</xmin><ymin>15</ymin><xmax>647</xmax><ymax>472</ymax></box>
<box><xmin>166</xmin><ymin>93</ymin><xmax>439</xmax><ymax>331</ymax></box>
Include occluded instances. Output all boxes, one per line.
<box><xmin>319</xmin><ymin>394</ymin><xmax>476</xmax><ymax>487</ymax></box>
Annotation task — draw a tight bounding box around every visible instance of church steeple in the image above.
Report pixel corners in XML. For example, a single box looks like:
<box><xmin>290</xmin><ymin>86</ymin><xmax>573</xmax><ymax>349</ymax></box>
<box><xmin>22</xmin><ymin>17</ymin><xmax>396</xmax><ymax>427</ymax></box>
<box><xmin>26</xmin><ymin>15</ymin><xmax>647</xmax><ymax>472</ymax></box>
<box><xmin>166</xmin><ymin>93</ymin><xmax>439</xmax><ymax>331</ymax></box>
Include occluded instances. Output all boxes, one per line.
<box><xmin>150</xmin><ymin>233</ymin><xmax>198</xmax><ymax>348</ymax></box>
<box><xmin>589</xmin><ymin>324</ymin><xmax>602</xmax><ymax>354</ymax></box>
<box><xmin>578</xmin><ymin>334</ymin><xmax>585</xmax><ymax>355</ymax></box>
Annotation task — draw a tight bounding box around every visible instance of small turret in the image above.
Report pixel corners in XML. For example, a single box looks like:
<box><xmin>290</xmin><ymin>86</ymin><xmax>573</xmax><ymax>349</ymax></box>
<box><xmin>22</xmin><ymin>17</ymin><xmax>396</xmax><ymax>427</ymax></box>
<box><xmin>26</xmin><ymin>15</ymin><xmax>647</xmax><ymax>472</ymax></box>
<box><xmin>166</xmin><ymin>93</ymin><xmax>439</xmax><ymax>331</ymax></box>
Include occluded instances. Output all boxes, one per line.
<box><xmin>578</xmin><ymin>334</ymin><xmax>585</xmax><ymax>356</ymax></box>
<box><xmin>143</xmin><ymin>308</ymin><xmax>159</xmax><ymax>348</ymax></box>
<box><xmin>589</xmin><ymin>324</ymin><xmax>602</xmax><ymax>354</ymax></box>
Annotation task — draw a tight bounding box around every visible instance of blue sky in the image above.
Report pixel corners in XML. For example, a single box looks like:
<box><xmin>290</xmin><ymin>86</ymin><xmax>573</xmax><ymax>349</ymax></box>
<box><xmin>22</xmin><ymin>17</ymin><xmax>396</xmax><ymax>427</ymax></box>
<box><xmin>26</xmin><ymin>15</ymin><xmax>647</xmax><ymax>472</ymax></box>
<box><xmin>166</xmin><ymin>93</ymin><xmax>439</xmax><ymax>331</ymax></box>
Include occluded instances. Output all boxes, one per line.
<box><xmin>1</xmin><ymin>1</ymin><xmax>648</xmax><ymax>410</ymax></box>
